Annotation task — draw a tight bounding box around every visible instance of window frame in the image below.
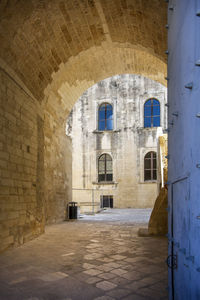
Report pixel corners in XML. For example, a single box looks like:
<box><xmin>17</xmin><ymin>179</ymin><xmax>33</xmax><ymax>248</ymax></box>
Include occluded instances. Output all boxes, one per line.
<box><xmin>98</xmin><ymin>102</ymin><xmax>113</xmax><ymax>131</ymax></box>
<box><xmin>144</xmin><ymin>151</ymin><xmax>157</xmax><ymax>181</ymax></box>
<box><xmin>144</xmin><ymin>98</ymin><xmax>160</xmax><ymax>128</ymax></box>
<box><xmin>98</xmin><ymin>153</ymin><xmax>113</xmax><ymax>182</ymax></box>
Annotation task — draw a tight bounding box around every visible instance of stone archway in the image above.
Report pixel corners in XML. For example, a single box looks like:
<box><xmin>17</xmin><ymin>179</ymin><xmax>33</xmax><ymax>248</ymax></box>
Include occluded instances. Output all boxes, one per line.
<box><xmin>0</xmin><ymin>0</ymin><xmax>167</xmax><ymax>251</ymax></box>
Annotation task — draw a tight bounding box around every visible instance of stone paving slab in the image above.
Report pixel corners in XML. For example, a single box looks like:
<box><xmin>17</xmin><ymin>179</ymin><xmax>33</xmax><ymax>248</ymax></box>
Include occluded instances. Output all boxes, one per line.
<box><xmin>0</xmin><ymin>209</ymin><xmax>168</xmax><ymax>300</ymax></box>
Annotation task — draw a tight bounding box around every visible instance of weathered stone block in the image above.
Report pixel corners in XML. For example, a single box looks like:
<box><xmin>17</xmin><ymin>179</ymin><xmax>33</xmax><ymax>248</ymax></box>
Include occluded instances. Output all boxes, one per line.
<box><xmin>148</xmin><ymin>187</ymin><xmax>168</xmax><ymax>236</ymax></box>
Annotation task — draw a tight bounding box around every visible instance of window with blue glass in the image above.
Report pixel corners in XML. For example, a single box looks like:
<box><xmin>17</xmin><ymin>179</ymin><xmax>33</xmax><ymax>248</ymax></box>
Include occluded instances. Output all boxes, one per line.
<box><xmin>144</xmin><ymin>99</ymin><xmax>160</xmax><ymax>128</ymax></box>
<box><xmin>98</xmin><ymin>103</ymin><xmax>113</xmax><ymax>130</ymax></box>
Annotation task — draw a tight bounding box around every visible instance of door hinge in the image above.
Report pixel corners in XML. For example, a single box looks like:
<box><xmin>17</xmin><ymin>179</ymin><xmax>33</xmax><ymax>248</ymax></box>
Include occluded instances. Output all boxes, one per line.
<box><xmin>166</xmin><ymin>255</ymin><xmax>178</xmax><ymax>269</ymax></box>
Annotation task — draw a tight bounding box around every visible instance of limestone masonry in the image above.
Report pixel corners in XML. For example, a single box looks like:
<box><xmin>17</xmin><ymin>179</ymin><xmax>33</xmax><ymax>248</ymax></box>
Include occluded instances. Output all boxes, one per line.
<box><xmin>0</xmin><ymin>0</ymin><xmax>167</xmax><ymax>251</ymax></box>
<box><xmin>66</xmin><ymin>74</ymin><xmax>167</xmax><ymax>213</ymax></box>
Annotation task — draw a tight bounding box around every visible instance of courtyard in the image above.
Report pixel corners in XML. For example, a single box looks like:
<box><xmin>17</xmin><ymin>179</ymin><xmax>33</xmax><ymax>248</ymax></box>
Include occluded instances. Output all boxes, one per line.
<box><xmin>0</xmin><ymin>209</ymin><xmax>167</xmax><ymax>300</ymax></box>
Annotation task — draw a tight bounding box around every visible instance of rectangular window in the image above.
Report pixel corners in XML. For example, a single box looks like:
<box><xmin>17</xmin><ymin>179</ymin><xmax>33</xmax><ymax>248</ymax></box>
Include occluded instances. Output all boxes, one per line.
<box><xmin>98</xmin><ymin>154</ymin><xmax>113</xmax><ymax>182</ymax></box>
<box><xmin>106</xmin><ymin>173</ymin><xmax>113</xmax><ymax>181</ymax></box>
<box><xmin>98</xmin><ymin>174</ymin><xmax>106</xmax><ymax>182</ymax></box>
<box><xmin>100</xmin><ymin>195</ymin><xmax>113</xmax><ymax>208</ymax></box>
<box><xmin>144</xmin><ymin>151</ymin><xmax>157</xmax><ymax>181</ymax></box>
<box><xmin>98</xmin><ymin>103</ymin><xmax>113</xmax><ymax>130</ymax></box>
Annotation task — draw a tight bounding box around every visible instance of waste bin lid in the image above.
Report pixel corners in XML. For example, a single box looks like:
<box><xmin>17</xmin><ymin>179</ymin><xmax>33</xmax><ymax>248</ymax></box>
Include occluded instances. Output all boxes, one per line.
<box><xmin>68</xmin><ymin>201</ymin><xmax>77</xmax><ymax>205</ymax></box>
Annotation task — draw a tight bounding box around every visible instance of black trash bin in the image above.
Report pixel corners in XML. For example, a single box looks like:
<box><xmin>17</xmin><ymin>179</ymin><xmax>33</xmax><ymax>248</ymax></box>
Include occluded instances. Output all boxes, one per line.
<box><xmin>68</xmin><ymin>202</ymin><xmax>78</xmax><ymax>219</ymax></box>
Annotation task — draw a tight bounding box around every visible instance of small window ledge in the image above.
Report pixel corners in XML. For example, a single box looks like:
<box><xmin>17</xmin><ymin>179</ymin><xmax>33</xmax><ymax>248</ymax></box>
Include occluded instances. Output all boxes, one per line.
<box><xmin>93</xmin><ymin>129</ymin><xmax>121</xmax><ymax>134</ymax></box>
<box><xmin>92</xmin><ymin>181</ymin><xmax>118</xmax><ymax>185</ymax></box>
<box><xmin>140</xmin><ymin>180</ymin><xmax>157</xmax><ymax>184</ymax></box>
<box><xmin>138</xmin><ymin>126</ymin><xmax>161</xmax><ymax>131</ymax></box>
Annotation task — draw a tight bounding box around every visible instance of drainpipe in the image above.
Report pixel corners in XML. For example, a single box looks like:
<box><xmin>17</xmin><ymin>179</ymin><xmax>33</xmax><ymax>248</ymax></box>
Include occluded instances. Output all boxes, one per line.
<box><xmin>92</xmin><ymin>189</ymin><xmax>94</xmax><ymax>215</ymax></box>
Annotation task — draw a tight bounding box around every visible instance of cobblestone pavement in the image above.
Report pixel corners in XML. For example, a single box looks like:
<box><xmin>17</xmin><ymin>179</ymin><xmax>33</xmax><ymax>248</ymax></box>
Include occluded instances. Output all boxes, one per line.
<box><xmin>0</xmin><ymin>209</ymin><xmax>168</xmax><ymax>300</ymax></box>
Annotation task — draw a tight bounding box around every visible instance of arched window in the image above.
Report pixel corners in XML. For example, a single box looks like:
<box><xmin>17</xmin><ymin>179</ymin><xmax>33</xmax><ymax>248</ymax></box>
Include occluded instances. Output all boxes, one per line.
<box><xmin>144</xmin><ymin>151</ymin><xmax>157</xmax><ymax>181</ymax></box>
<box><xmin>144</xmin><ymin>99</ymin><xmax>160</xmax><ymax>128</ymax></box>
<box><xmin>98</xmin><ymin>103</ymin><xmax>113</xmax><ymax>130</ymax></box>
<box><xmin>98</xmin><ymin>154</ymin><xmax>113</xmax><ymax>182</ymax></box>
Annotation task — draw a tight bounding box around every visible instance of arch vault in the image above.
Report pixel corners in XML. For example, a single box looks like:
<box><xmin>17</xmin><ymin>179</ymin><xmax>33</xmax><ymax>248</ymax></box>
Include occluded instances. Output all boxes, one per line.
<box><xmin>0</xmin><ymin>0</ymin><xmax>167</xmax><ymax>251</ymax></box>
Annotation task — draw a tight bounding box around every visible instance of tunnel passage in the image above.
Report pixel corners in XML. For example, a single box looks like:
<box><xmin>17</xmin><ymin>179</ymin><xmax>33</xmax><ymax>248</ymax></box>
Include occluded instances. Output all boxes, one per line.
<box><xmin>0</xmin><ymin>0</ymin><xmax>167</xmax><ymax>252</ymax></box>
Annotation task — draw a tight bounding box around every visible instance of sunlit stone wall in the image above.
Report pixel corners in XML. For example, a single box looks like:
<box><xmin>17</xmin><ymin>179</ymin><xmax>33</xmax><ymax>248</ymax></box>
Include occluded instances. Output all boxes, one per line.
<box><xmin>67</xmin><ymin>74</ymin><xmax>167</xmax><ymax>213</ymax></box>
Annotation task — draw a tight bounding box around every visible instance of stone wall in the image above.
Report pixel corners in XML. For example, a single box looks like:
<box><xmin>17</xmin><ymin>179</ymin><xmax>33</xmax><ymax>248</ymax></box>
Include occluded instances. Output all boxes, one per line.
<box><xmin>44</xmin><ymin>124</ymin><xmax>72</xmax><ymax>223</ymax></box>
<box><xmin>0</xmin><ymin>66</ymin><xmax>72</xmax><ymax>252</ymax></box>
<box><xmin>0</xmin><ymin>67</ymin><xmax>45</xmax><ymax>252</ymax></box>
<box><xmin>67</xmin><ymin>74</ymin><xmax>167</xmax><ymax>212</ymax></box>
<box><xmin>148</xmin><ymin>187</ymin><xmax>168</xmax><ymax>236</ymax></box>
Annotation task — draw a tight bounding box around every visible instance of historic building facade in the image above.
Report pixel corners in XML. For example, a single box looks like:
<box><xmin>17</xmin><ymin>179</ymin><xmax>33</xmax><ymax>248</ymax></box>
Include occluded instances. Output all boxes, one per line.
<box><xmin>1</xmin><ymin>2</ymin><xmax>200</xmax><ymax>297</ymax></box>
<box><xmin>66</xmin><ymin>74</ymin><xmax>167</xmax><ymax>213</ymax></box>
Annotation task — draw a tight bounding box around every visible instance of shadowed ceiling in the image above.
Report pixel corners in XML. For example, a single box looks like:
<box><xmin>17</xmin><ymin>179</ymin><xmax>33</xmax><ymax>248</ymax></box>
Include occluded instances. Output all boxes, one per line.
<box><xmin>0</xmin><ymin>0</ymin><xmax>167</xmax><ymax>103</ymax></box>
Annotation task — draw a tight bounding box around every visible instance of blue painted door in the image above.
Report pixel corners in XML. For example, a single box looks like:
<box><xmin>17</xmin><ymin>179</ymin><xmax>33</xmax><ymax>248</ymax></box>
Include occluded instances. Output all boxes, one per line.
<box><xmin>170</xmin><ymin>178</ymin><xmax>191</xmax><ymax>299</ymax></box>
<box><xmin>167</xmin><ymin>0</ymin><xmax>200</xmax><ymax>298</ymax></box>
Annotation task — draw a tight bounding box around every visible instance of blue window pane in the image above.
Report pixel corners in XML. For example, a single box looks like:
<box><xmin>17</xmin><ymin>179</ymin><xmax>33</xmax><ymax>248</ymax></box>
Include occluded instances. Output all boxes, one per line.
<box><xmin>107</xmin><ymin>119</ymin><xmax>113</xmax><ymax>130</ymax></box>
<box><xmin>99</xmin><ymin>104</ymin><xmax>106</xmax><ymax>111</ymax></box>
<box><xmin>99</xmin><ymin>109</ymin><xmax>105</xmax><ymax>120</ymax></box>
<box><xmin>98</xmin><ymin>103</ymin><xmax>113</xmax><ymax>131</ymax></box>
<box><xmin>144</xmin><ymin>105</ymin><xmax>151</xmax><ymax>117</ymax></box>
<box><xmin>144</xmin><ymin>99</ymin><xmax>160</xmax><ymax>128</ymax></box>
<box><xmin>153</xmin><ymin>116</ymin><xmax>160</xmax><ymax>127</ymax></box>
<box><xmin>153</xmin><ymin>99</ymin><xmax>159</xmax><ymax>105</ymax></box>
<box><xmin>153</xmin><ymin>105</ymin><xmax>160</xmax><ymax>116</ymax></box>
<box><xmin>107</xmin><ymin>109</ymin><xmax>113</xmax><ymax>119</ymax></box>
<box><xmin>106</xmin><ymin>104</ymin><xmax>112</xmax><ymax>110</ymax></box>
<box><xmin>99</xmin><ymin>120</ymin><xmax>105</xmax><ymax>130</ymax></box>
<box><xmin>145</xmin><ymin>99</ymin><xmax>151</xmax><ymax>106</ymax></box>
<box><xmin>144</xmin><ymin>117</ymin><xmax>151</xmax><ymax>127</ymax></box>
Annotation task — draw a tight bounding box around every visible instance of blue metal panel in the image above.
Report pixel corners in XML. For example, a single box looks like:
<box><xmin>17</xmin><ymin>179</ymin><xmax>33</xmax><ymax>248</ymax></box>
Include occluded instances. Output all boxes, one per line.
<box><xmin>172</xmin><ymin>178</ymin><xmax>191</xmax><ymax>300</ymax></box>
<box><xmin>168</xmin><ymin>0</ymin><xmax>200</xmax><ymax>298</ymax></box>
